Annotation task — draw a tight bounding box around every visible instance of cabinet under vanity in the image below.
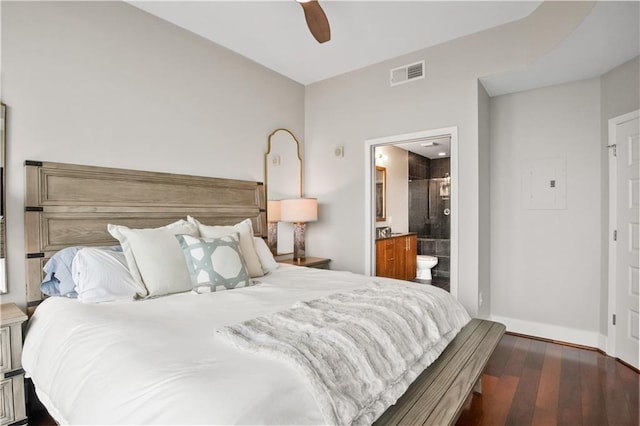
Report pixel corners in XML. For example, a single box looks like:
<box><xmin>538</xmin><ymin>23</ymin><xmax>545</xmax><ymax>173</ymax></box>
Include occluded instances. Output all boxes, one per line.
<box><xmin>375</xmin><ymin>233</ymin><xmax>417</xmax><ymax>281</ymax></box>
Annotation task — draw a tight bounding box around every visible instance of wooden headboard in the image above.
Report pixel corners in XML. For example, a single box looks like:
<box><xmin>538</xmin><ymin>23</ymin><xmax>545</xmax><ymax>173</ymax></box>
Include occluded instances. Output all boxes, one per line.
<box><xmin>24</xmin><ymin>161</ymin><xmax>266</xmax><ymax>310</ymax></box>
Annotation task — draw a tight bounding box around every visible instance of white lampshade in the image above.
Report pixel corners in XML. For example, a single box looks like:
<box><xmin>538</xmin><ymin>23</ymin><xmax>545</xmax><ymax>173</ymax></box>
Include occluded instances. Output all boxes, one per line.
<box><xmin>280</xmin><ymin>198</ymin><xmax>318</xmax><ymax>223</ymax></box>
<box><xmin>267</xmin><ymin>200</ymin><xmax>281</xmax><ymax>222</ymax></box>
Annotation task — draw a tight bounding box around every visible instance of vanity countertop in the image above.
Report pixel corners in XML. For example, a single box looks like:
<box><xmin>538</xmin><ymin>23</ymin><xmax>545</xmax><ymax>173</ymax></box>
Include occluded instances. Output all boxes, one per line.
<box><xmin>376</xmin><ymin>232</ymin><xmax>416</xmax><ymax>241</ymax></box>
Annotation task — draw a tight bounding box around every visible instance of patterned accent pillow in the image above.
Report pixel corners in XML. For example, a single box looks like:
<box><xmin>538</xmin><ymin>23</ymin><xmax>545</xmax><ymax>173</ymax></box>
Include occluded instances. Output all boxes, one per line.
<box><xmin>187</xmin><ymin>216</ymin><xmax>264</xmax><ymax>278</ymax></box>
<box><xmin>176</xmin><ymin>233</ymin><xmax>253</xmax><ymax>293</ymax></box>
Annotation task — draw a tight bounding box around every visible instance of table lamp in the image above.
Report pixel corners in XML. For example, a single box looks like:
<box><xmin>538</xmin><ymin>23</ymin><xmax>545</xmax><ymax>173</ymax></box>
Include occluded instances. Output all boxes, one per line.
<box><xmin>267</xmin><ymin>200</ymin><xmax>281</xmax><ymax>254</ymax></box>
<box><xmin>280</xmin><ymin>198</ymin><xmax>318</xmax><ymax>261</ymax></box>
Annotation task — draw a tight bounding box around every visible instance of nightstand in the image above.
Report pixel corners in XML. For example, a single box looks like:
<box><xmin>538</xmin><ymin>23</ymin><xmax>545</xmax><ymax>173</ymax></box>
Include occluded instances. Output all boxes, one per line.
<box><xmin>280</xmin><ymin>257</ymin><xmax>331</xmax><ymax>270</ymax></box>
<box><xmin>0</xmin><ymin>304</ymin><xmax>27</xmax><ymax>426</ymax></box>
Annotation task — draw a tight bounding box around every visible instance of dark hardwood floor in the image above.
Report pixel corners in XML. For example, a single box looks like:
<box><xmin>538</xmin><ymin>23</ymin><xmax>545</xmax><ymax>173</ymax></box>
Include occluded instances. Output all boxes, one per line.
<box><xmin>456</xmin><ymin>333</ymin><xmax>639</xmax><ymax>426</ymax></box>
<box><xmin>29</xmin><ymin>333</ymin><xmax>639</xmax><ymax>425</ymax></box>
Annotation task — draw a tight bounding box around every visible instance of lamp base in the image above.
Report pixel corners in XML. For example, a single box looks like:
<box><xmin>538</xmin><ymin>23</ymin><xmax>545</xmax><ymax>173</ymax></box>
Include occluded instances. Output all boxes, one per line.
<box><xmin>293</xmin><ymin>222</ymin><xmax>306</xmax><ymax>261</ymax></box>
<box><xmin>267</xmin><ymin>222</ymin><xmax>278</xmax><ymax>254</ymax></box>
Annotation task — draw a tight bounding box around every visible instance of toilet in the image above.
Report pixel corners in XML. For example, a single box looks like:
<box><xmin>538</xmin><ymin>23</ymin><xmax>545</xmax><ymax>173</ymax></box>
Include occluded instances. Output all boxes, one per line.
<box><xmin>416</xmin><ymin>255</ymin><xmax>438</xmax><ymax>281</ymax></box>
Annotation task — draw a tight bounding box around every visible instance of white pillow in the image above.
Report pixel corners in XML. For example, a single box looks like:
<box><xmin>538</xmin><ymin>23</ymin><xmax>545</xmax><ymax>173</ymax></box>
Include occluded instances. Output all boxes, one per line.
<box><xmin>187</xmin><ymin>216</ymin><xmax>264</xmax><ymax>278</ymax></box>
<box><xmin>108</xmin><ymin>219</ymin><xmax>198</xmax><ymax>298</ymax></box>
<box><xmin>253</xmin><ymin>237</ymin><xmax>278</xmax><ymax>273</ymax></box>
<box><xmin>72</xmin><ymin>247</ymin><xmax>142</xmax><ymax>303</ymax></box>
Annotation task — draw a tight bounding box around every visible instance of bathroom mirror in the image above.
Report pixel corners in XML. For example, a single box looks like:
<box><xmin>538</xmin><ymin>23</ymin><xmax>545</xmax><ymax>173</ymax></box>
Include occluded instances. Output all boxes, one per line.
<box><xmin>0</xmin><ymin>104</ymin><xmax>7</xmax><ymax>294</ymax></box>
<box><xmin>265</xmin><ymin>129</ymin><xmax>302</xmax><ymax>254</ymax></box>
<box><xmin>376</xmin><ymin>166</ymin><xmax>386</xmax><ymax>222</ymax></box>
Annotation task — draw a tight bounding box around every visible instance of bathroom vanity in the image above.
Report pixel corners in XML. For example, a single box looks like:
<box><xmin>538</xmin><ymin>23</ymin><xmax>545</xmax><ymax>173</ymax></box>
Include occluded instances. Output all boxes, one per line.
<box><xmin>375</xmin><ymin>233</ymin><xmax>417</xmax><ymax>281</ymax></box>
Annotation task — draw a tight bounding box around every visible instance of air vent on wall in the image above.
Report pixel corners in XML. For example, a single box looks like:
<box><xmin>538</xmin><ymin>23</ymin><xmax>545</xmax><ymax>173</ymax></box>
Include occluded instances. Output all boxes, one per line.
<box><xmin>390</xmin><ymin>60</ymin><xmax>425</xmax><ymax>87</ymax></box>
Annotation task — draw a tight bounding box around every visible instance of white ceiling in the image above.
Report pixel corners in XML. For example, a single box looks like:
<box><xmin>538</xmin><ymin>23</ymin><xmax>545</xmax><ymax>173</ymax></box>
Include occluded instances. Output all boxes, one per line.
<box><xmin>128</xmin><ymin>1</ymin><xmax>639</xmax><ymax>94</ymax></box>
<box><xmin>398</xmin><ymin>136</ymin><xmax>451</xmax><ymax>159</ymax></box>
<box><xmin>128</xmin><ymin>0</ymin><xmax>541</xmax><ymax>85</ymax></box>
<box><xmin>481</xmin><ymin>1</ymin><xmax>640</xmax><ymax>96</ymax></box>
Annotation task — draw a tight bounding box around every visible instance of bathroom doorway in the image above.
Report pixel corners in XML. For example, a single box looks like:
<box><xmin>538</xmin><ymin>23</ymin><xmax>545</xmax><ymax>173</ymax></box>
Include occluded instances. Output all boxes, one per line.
<box><xmin>364</xmin><ymin>127</ymin><xmax>458</xmax><ymax>296</ymax></box>
<box><xmin>406</xmin><ymin>140</ymin><xmax>451</xmax><ymax>291</ymax></box>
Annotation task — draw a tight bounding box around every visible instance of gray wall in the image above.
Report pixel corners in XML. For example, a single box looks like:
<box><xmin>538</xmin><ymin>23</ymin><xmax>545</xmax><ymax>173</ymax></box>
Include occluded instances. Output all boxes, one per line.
<box><xmin>477</xmin><ymin>82</ymin><xmax>491</xmax><ymax>317</ymax></box>
<box><xmin>1</xmin><ymin>1</ymin><xmax>305</xmax><ymax>307</ymax></box>
<box><xmin>490</xmin><ymin>78</ymin><xmax>602</xmax><ymax>344</ymax></box>
<box><xmin>303</xmin><ymin>1</ymin><xmax>593</xmax><ymax>316</ymax></box>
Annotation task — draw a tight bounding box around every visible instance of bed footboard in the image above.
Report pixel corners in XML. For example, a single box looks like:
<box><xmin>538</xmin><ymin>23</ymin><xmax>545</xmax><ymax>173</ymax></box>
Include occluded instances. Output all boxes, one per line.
<box><xmin>375</xmin><ymin>318</ymin><xmax>506</xmax><ymax>426</ymax></box>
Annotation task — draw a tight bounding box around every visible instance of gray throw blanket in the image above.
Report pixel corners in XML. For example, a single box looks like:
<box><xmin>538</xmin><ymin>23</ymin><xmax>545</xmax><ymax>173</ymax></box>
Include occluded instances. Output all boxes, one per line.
<box><xmin>219</xmin><ymin>282</ymin><xmax>470</xmax><ymax>425</ymax></box>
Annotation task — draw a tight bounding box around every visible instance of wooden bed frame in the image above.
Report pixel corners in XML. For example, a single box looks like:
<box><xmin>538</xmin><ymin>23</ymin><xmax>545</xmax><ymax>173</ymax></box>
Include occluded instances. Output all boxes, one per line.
<box><xmin>23</xmin><ymin>160</ymin><xmax>505</xmax><ymax>425</ymax></box>
<box><xmin>375</xmin><ymin>318</ymin><xmax>505</xmax><ymax>425</ymax></box>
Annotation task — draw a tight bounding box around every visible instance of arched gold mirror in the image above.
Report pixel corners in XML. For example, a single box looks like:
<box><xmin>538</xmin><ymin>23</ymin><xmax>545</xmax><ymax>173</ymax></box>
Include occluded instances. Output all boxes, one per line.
<box><xmin>265</xmin><ymin>129</ymin><xmax>302</xmax><ymax>254</ymax></box>
<box><xmin>0</xmin><ymin>104</ymin><xmax>7</xmax><ymax>294</ymax></box>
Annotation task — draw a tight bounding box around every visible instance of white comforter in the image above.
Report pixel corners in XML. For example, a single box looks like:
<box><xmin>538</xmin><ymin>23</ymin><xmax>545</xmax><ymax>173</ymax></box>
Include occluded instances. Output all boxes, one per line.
<box><xmin>22</xmin><ymin>265</ymin><xmax>470</xmax><ymax>425</ymax></box>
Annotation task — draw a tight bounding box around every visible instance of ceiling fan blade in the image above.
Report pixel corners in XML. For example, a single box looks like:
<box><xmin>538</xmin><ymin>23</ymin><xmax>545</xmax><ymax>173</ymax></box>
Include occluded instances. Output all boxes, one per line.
<box><xmin>299</xmin><ymin>0</ymin><xmax>331</xmax><ymax>44</ymax></box>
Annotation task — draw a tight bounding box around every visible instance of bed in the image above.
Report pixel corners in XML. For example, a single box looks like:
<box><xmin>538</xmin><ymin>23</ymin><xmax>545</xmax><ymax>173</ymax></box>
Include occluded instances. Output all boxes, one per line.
<box><xmin>22</xmin><ymin>161</ymin><xmax>505</xmax><ymax>425</ymax></box>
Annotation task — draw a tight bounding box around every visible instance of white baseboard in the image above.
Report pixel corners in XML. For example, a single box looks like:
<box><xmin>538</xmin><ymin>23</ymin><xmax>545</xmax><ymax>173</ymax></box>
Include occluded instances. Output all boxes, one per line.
<box><xmin>490</xmin><ymin>315</ymin><xmax>607</xmax><ymax>350</ymax></box>
<box><xmin>598</xmin><ymin>334</ymin><xmax>608</xmax><ymax>352</ymax></box>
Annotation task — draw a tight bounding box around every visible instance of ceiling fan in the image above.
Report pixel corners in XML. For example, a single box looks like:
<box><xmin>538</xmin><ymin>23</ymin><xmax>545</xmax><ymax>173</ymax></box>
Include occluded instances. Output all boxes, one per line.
<box><xmin>296</xmin><ymin>0</ymin><xmax>331</xmax><ymax>44</ymax></box>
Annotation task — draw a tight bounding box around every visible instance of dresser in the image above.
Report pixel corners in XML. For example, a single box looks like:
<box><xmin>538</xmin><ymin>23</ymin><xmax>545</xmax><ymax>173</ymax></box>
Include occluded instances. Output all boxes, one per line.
<box><xmin>0</xmin><ymin>304</ymin><xmax>27</xmax><ymax>426</ymax></box>
<box><xmin>375</xmin><ymin>233</ymin><xmax>417</xmax><ymax>281</ymax></box>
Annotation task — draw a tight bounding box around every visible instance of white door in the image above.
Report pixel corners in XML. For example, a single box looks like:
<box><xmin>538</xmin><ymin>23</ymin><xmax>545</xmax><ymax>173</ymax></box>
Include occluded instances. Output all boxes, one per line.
<box><xmin>609</xmin><ymin>110</ymin><xmax>640</xmax><ymax>369</ymax></box>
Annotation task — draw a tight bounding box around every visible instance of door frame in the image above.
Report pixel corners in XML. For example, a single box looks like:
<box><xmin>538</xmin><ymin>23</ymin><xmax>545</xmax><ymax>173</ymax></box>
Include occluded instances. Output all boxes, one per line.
<box><xmin>606</xmin><ymin>109</ymin><xmax>639</xmax><ymax>356</ymax></box>
<box><xmin>363</xmin><ymin>126</ymin><xmax>459</xmax><ymax>298</ymax></box>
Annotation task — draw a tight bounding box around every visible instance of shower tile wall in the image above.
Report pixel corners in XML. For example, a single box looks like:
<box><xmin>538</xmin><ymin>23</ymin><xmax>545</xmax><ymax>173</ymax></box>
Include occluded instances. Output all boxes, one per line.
<box><xmin>429</xmin><ymin>158</ymin><xmax>450</xmax><ymax>179</ymax></box>
<box><xmin>408</xmin><ymin>152</ymin><xmax>451</xmax><ymax>279</ymax></box>
<box><xmin>408</xmin><ymin>151</ymin><xmax>430</xmax><ymax>180</ymax></box>
<box><xmin>408</xmin><ymin>152</ymin><xmax>429</xmax><ymax>236</ymax></box>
